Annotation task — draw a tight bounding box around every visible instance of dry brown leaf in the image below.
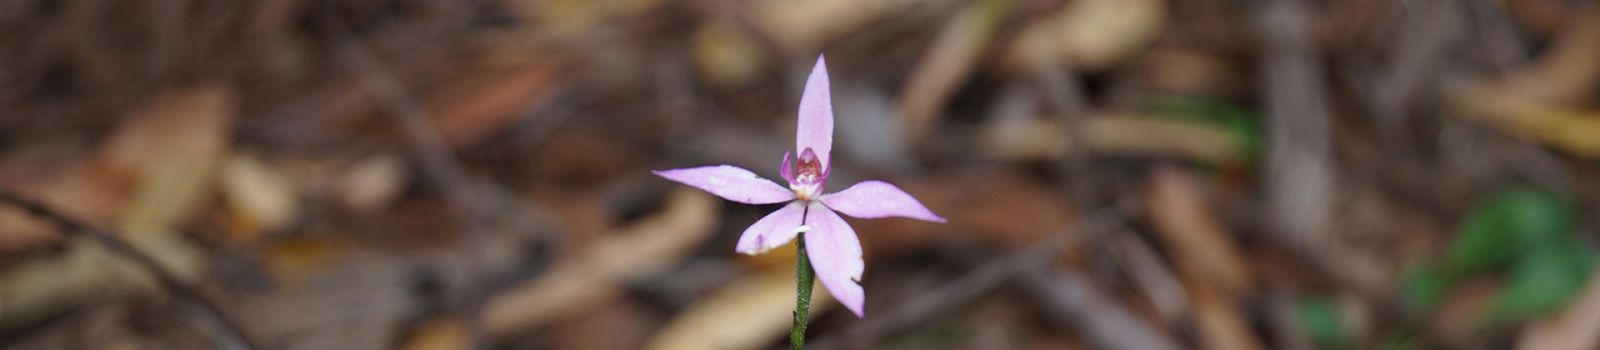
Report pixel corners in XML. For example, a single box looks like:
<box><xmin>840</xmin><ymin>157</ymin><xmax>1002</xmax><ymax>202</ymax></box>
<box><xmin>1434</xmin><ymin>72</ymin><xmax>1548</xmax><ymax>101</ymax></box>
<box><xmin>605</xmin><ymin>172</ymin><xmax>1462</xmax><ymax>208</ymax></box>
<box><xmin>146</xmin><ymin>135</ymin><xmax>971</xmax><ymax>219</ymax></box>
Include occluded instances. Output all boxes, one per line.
<box><xmin>1517</xmin><ymin>268</ymin><xmax>1600</xmax><ymax>350</ymax></box>
<box><xmin>899</xmin><ymin>0</ymin><xmax>1012</xmax><ymax>144</ymax></box>
<box><xmin>1084</xmin><ymin>116</ymin><xmax>1244</xmax><ymax>164</ymax></box>
<box><xmin>402</xmin><ymin>317</ymin><xmax>471</xmax><ymax>350</ymax></box>
<box><xmin>509</xmin><ymin>0</ymin><xmax>663</xmax><ymax>41</ymax></box>
<box><xmin>752</xmin><ymin>0</ymin><xmax>933</xmax><ymax>54</ymax></box>
<box><xmin>0</xmin><ymin>86</ymin><xmax>231</xmax><ymax>329</ymax></box>
<box><xmin>484</xmin><ymin>188</ymin><xmax>718</xmax><ymax>338</ymax></box>
<box><xmin>849</xmin><ymin>173</ymin><xmax>1072</xmax><ymax>252</ymax></box>
<box><xmin>1003</xmin><ymin>0</ymin><xmax>1165</xmax><ymax>72</ymax></box>
<box><xmin>1144</xmin><ymin>167</ymin><xmax>1252</xmax><ymax>295</ymax></box>
<box><xmin>1498</xmin><ymin>6</ymin><xmax>1600</xmax><ymax>105</ymax></box>
<box><xmin>221</xmin><ymin>153</ymin><xmax>298</xmax><ymax>241</ymax></box>
<box><xmin>1187</xmin><ymin>279</ymin><xmax>1264</xmax><ymax>350</ymax></box>
<box><xmin>694</xmin><ymin>21</ymin><xmax>765</xmax><ymax>88</ymax></box>
<box><xmin>1138</xmin><ymin>47</ymin><xmax>1240</xmax><ymax>96</ymax></box>
<box><xmin>644</xmin><ymin>269</ymin><xmax>834</xmax><ymax>350</ymax></box>
<box><xmin>0</xmin><ymin>165</ymin><xmax>129</xmax><ymax>249</ymax></box>
<box><xmin>1450</xmin><ymin>84</ymin><xmax>1600</xmax><ymax>158</ymax></box>
<box><xmin>1506</xmin><ymin>0</ymin><xmax>1571</xmax><ymax>34</ymax></box>
<box><xmin>426</xmin><ymin>58</ymin><xmax>562</xmax><ymax>149</ymax></box>
<box><xmin>980</xmin><ymin>114</ymin><xmax>1245</xmax><ymax>164</ymax></box>
<box><xmin>339</xmin><ymin>153</ymin><xmax>408</xmax><ymax>214</ymax></box>
<box><xmin>261</xmin><ymin>238</ymin><xmax>351</xmax><ymax>280</ymax></box>
<box><xmin>553</xmin><ymin>300</ymin><xmax>651</xmax><ymax>350</ymax></box>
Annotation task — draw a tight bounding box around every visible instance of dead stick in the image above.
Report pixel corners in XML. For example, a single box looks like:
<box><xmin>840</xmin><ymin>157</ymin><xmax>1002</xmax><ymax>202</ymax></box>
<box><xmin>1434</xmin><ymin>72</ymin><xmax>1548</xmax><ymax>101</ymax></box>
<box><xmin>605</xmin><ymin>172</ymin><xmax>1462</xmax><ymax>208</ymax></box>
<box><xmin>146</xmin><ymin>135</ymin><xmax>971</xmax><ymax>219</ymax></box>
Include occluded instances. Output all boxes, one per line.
<box><xmin>0</xmin><ymin>190</ymin><xmax>261</xmax><ymax>350</ymax></box>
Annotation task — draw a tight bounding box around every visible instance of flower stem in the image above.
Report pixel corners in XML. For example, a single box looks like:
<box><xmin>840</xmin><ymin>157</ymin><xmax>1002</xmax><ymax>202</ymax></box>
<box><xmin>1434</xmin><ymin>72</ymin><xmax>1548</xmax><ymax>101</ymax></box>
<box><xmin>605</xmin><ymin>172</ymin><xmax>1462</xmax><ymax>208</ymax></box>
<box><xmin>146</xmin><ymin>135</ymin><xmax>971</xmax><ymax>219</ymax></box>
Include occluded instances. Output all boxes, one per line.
<box><xmin>791</xmin><ymin>208</ymin><xmax>814</xmax><ymax>349</ymax></box>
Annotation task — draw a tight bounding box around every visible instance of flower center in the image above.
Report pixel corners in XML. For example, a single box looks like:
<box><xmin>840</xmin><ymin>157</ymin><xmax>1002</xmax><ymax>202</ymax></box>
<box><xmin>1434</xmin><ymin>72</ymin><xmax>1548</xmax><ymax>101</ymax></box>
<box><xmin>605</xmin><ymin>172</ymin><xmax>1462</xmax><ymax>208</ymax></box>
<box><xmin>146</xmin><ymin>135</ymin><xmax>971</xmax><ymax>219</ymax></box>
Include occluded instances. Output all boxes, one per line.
<box><xmin>789</xmin><ymin>148</ymin><xmax>826</xmax><ymax>201</ymax></box>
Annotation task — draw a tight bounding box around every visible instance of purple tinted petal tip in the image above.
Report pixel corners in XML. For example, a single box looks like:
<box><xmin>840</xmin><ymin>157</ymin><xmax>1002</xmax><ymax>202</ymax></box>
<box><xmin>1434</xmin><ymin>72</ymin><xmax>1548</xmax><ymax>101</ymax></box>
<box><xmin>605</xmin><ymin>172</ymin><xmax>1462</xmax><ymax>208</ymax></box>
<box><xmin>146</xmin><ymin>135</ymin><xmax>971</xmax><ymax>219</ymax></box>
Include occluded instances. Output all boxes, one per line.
<box><xmin>805</xmin><ymin>205</ymin><xmax>866</xmax><ymax>318</ymax></box>
<box><xmin>779</xmin><ymin>151</ymin><xmax>795</xmax><ymax>184</ymax></box>
<box><xmin>820</xmin><ymin>181</ymin><xmax>945</xmax><ymax>223</ymax></box>
<box><xmin>796</xmin><ymin>54</ymin><xmax>834</xmax><ymax>169</ymax></box>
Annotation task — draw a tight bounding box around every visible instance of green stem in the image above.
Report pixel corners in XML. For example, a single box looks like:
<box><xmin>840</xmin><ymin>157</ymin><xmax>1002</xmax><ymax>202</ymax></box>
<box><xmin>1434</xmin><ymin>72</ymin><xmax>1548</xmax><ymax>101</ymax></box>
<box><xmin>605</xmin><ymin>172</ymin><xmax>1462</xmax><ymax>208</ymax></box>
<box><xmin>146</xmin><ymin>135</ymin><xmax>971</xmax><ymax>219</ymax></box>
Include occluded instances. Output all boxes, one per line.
<box><xmin>791</xmin><ymin>208</ymin><xmax>814</xmax><ymax>350</ymax></box>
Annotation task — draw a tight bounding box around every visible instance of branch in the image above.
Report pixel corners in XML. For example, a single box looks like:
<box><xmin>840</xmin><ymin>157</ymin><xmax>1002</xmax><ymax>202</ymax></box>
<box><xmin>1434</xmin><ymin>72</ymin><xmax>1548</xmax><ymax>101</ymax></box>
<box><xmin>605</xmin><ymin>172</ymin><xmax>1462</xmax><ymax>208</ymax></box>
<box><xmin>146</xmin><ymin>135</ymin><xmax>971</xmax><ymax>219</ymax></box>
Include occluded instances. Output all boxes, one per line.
<box><xmin>0</xmin><ymin>190</ymin><xmax>260</xmax><ymax>350</ymax></box>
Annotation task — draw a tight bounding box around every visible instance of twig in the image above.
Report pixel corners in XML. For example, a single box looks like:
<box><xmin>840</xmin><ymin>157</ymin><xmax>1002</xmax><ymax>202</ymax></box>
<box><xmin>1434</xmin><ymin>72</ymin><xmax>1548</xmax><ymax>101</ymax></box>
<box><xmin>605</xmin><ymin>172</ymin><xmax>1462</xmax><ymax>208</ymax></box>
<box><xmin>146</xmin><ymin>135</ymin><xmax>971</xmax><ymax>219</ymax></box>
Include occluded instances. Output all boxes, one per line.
<box><xmin>0</xmin><ymin>190</ymin><xmax>261</xmax><ymax>350</ymax></box>
<box><xmin>809</xmin><ymin>206</ymin><xmax>1128</xmax><ymax>349</ymax></box>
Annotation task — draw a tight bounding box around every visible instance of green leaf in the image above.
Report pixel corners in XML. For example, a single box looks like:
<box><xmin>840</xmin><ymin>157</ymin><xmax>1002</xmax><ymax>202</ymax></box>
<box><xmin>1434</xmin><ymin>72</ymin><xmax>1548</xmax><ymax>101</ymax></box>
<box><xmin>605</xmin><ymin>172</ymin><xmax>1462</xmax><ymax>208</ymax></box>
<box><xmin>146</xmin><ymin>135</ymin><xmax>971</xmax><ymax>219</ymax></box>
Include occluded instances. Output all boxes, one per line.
<box><xmin>1145</xmin><ymin>95</ymin><xmax>1263</xmax><ymax>163</ymax></box>
<box><xmin>1295</xmin><ymin>295</ymin><xmax>1351</xmax><ymax>349</ymax></box>
<box><xmin>1489</xmin><ymin>244</ymin><xmax>1594</xmax><ymax>322</ymax></box>
<box><xmin>1401</xmin><ymin>263</ymin><xmax>1457</xmax><ymax>313</ymax></box>
<box><xmin>1375</xmin><ymin>332</ymin><xmax>1421</xmax><ymax>350</ymax></box>
<box><xmin>1445</xmin><ymin>189</ymin><xmax>1577</xmax><ymax>273</ymax></box>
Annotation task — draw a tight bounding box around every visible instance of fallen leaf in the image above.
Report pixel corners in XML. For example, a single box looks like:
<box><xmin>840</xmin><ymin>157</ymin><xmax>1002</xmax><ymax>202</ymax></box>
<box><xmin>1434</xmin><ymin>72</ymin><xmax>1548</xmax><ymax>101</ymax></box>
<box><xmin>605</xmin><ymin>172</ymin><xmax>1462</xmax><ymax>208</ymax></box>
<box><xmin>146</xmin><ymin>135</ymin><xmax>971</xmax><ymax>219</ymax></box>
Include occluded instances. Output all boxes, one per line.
<box><xmin>1188</xmin><ymin>279</ymin><xmax>1264</xmax><ymax>350</ymax></box>
<box><xmin>553</xmin><ymin>299</ymin><xmax>651</xmax><ymax>350</ymax></box>
<box><xmin>339</xmin><ymin>153</ymin><xmax>408</xmax><ymax>214</ymax></box>
<box><xmin>899</xmin><ymin>0</ymin><xmax>1013</xmax><ymax>144</ymax></box>
<box><xmin>694</xmin><ymin>21</ymin><xmax>765</xmax><ymax>88</ymax></box>
<box><xmin>644</xmin><ymin>269</ymin><xmax>834</xmax><ymax>350</ymax></box>
<box><xmin>752</xmin><ymin>0</ymin><xmax>933</xmax><ymax>54</ymax></box>
<box><xmin>1144</xmin><ymin>167</ymin><xmax>1252</xmax><ymax>295</ymax></box>
<box><xmin>1003</xmin><ymin>0</ymin><xmax>1165</xmax><ymax>72</ymax></box>
<box><xmin>509</xmin><ymin>0</ymin><xmax>663</xmax><ymax>41</ymax></box>
<box><xmin>0</xmin><ymin>164</ymin><xmax>129</xmax><ymax>249</ymax></box>
<box><xmin>980</xmin><ymin>114</ymin><xmax>1247</xmax><ymax>165</ymax></box>
<box><xmin>424</xmin><ymin>58</ymin><xmax>563</xmax><ymax>149</ymax></box>
<box><xmin>849</xmin><ymin>173</ymin><xmax>1073</xmax><ymax>252</ymax></box>
<box><xmin>0</xmin><ymin>86</ymin><xmax>231</xmax><ymax>328</ymax></box>
<box><xmin>221</xmin><ymin>153</ymin><xmax>298</xmax><ymax>241</ymax></box>
<box><xmin>1497</xmin><ymin>6</ymin><xmax>1600</xmax><ymax>105</ymax></box>
<box><xmin>484</xmin><ymin>188</ymin><xmax>719</xmax><ymax>338</ymax></box>
<box><xmin>402</xmin><ymin>317</ymin><xmax>471</xmax><ymax>350</ymax></box>
<box><xmin>1138</xmin><ymin>47</ymin><xmax>1242</xmax><ymax>97</ymax></box>
<box><xmin>1451</xmin><ymin>84</ymin><xmax>1600</xmax><ymax>159</ymax></box>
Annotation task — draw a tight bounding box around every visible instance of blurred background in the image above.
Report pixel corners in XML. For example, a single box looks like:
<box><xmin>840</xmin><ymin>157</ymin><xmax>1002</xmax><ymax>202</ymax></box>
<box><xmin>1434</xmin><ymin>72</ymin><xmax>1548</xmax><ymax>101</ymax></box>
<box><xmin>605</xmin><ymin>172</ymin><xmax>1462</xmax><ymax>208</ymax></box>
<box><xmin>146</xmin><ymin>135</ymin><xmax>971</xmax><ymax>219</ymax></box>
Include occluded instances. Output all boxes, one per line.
<box><xmin>2</xmin><ymin>0</ymin><xmax>1600</xmax><ymax>349</ymax></box>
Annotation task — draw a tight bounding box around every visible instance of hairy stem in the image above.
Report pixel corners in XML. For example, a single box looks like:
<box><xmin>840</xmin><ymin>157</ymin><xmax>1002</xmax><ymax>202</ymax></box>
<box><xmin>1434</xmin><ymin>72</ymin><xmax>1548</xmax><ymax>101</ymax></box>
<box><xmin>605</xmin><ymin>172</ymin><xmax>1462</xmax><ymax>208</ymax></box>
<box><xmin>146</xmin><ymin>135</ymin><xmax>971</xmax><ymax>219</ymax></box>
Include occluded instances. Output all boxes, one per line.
<box><xmin>791</xmin><ymin>207</ymin><xmax>814</xmax><ymax>349</ymax></box>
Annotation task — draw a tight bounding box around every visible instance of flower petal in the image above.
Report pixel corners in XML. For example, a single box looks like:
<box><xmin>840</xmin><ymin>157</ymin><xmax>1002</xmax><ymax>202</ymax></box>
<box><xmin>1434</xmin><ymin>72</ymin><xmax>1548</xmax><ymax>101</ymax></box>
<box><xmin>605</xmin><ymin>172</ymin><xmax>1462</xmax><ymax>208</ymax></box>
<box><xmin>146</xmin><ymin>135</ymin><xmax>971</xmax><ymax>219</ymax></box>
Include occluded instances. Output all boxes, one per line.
<box><xmin>805</xmin><ymin>204</ymin><xmax>866</xmax><ymax>317</ymax></box>
<box><xmin>820</xmin><ymin>181</ymin><xmax>946</xmax><ymax>223</ymax></box>
<box><xmin>796</xmin><ymin>55</ymin><xmax>834</xmax><ymax>168</ymax></box>
<box><xmin>779</xmin><ymin>151</ymin><xmax>795</xmax><ymax>184</ymax></box>
<box><xmin>735</xmin><ymin>201</ymin><xmax>805</xmax><ymax>255</ymax></box>
<box><xmin>653</xmin><ymin>166</ymin><xmax>795</xmax><ymax>204</ymax></box>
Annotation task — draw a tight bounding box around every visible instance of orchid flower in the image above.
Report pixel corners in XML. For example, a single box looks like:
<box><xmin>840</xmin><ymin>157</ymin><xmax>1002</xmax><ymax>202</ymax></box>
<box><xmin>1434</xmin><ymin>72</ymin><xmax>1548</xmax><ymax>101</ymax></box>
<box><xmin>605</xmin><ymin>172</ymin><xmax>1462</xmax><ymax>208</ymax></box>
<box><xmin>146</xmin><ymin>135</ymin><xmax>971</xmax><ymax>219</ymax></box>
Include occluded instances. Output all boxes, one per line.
<box><xmin>653</xmin><ymin>55</ymin><xmax>946</xmax><ymax>318</ymax></box>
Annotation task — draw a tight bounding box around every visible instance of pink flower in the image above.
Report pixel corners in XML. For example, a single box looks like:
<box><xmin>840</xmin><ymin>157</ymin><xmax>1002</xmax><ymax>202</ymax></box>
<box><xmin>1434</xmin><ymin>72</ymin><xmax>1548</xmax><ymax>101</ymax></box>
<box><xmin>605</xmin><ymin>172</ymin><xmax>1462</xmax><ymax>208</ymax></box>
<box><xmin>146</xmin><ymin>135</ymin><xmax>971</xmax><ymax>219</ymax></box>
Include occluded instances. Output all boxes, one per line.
<box><xmin>653</xmin><ymin>55</ymin><xmax>946</xmax><ymax>318</ymax></box>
